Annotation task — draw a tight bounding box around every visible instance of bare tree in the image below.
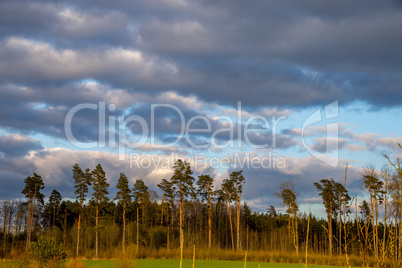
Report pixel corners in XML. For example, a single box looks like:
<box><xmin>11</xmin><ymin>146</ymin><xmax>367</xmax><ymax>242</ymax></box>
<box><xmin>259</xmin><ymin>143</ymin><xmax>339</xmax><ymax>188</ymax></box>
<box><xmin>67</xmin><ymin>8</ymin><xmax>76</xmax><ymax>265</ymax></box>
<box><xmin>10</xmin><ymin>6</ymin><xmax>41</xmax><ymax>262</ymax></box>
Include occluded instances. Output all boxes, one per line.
<box><xmin>385</xmin><ymin>144</ymin><xmax>402</xmax><ymax>264</ymax></box>
<box><xmin>1</xmin><ymin>200</ymin><xmax>13</xmax><ymax>257</ymax></box>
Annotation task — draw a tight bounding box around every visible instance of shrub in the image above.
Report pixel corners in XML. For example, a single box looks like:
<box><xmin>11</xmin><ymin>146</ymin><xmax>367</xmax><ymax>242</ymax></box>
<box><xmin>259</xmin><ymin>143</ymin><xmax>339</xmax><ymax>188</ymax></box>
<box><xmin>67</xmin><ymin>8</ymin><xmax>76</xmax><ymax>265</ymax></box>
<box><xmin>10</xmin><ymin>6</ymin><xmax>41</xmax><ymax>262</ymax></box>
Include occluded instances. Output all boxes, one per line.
<box><xmin>29</xmin><ymin>236</ymin><xmax>67</xmax><ymax>267</ymax></box>
<box><xmin>150</xmin><ymin>229</ymin><xmax>167</xmax><ymax>249</ymax></box>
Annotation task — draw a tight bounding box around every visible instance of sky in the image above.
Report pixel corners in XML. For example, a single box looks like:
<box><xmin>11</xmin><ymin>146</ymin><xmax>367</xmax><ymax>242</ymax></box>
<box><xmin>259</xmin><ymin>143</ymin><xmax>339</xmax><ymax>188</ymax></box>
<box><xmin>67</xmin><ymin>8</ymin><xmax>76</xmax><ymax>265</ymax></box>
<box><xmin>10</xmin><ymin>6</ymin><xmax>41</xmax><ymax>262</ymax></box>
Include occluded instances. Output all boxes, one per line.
<box><xmin>1</xmin><ymin>0</ymin><xmax>402</xmax><ymax>217</ymax></box>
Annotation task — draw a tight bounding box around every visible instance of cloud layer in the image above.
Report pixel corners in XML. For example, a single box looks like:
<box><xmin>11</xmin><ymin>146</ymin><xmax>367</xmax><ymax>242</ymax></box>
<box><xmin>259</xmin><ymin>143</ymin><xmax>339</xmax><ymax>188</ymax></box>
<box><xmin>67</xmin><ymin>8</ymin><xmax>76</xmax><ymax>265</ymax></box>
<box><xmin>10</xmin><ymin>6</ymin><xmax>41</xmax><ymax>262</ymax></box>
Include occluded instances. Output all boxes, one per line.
<box><xmin>1</xmin><ymin>0</ymin><xmax>402</xmax><ymax>214</ymax></box>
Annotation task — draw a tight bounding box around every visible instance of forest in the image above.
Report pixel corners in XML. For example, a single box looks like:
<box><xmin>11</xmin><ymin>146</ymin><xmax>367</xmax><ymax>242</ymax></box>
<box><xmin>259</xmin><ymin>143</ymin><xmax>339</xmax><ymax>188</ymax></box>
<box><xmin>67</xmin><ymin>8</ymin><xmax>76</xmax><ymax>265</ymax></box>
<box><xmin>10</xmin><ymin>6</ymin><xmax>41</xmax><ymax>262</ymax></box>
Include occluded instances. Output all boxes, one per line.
<box><xmin>1</xmin><ymin>146</ymin><xmax>402</xmax><ymax>267</ymax></box>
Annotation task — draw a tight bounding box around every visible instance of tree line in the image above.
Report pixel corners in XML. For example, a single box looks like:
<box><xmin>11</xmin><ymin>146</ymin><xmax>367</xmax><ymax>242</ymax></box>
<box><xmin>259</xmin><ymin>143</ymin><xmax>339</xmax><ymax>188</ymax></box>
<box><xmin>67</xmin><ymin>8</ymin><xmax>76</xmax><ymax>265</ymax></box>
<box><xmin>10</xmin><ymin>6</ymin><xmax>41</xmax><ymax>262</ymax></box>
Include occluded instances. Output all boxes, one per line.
<box><xmin>1</xmin><ymin>145</ymin><xmax>402</xmax><ymax>267</ymax></box>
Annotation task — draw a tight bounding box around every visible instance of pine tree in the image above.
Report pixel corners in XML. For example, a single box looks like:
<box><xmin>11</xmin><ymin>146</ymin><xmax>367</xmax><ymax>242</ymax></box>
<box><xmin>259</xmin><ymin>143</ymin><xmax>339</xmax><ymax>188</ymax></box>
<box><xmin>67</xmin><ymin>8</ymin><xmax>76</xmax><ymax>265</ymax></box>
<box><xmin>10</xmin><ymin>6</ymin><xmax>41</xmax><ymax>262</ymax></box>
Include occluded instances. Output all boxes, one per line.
<box><xmin>243</xmin><ymin>202</ymin><xmax>252</xmax><ymax>250</ymax></box>
<box><xmin>132</xmin><ymin>179</ymin><xmax>149</xmax><ymax>249</ymax></box>
<box><xmin>276</xmin><ymin>179</ymin><xmax>298</xmax><ymax>253</ymax></box>
<box><xmin>362</xmin><ymin>165</ymin><xmax>385</xmax><ymax>262</ymax></box>
<box><xmin>197</xmin><ymin>174</ymin><xmax>214</xmax><ymax>249</ymax></box>
<box><xmin>314</xmin><ymin>178</ymin><xmax>337</xmax><ymax>257</ymax></box>
<box><xmin>217</xmin><ymin>177</ymin><xmax>235</xmax><ymax>251</ymax></box>
<box><xmin>73</xmin><ymin>163</ymin><xmax>91</xmax><ymax>257</ymax></box>
<box><xmin>170</xmin><ymin>160</ymin><xmax>195</xmax><ymax>268</ymax></box>
<box><xmin>333</xmin><ymin>181</ymin><xmax>350</xmax><ymax>255</ymax></box>
<box><xmin>22</xmin><ymin>173</ymin><xmax>45</xmax><ymax>250</ymax></box>
<box><xmin>91</xmin><ymin>164</ymin><xmax>110</xmax><ymax>259</ymax></box>
<box><xmin>157</xmin><ymin>179</ymin><xmax>170</xmax><ymax>227</ymax></box>
<box><xmin>267</xmin><ymin>205</ymin><xmax>277</xmax><ymax>218</ymax></box>
<box><xmin>115</xmin><ymin>173</ymin><xmax>131</xmax><ymax>253</ymax></box>
<box><xmin>230</xmin><ymin>170</ymin><xmax>245</xmax><ymax>251</ymax></box>
<box><xmin>158</xmin><ymin>178</ymin><xmax>176</xmax><ymax>251</ymax></box>
<box><xmin>48</xmin><ymin>189</ymin><xmax>62</xmax><ymax>228</ymax></box>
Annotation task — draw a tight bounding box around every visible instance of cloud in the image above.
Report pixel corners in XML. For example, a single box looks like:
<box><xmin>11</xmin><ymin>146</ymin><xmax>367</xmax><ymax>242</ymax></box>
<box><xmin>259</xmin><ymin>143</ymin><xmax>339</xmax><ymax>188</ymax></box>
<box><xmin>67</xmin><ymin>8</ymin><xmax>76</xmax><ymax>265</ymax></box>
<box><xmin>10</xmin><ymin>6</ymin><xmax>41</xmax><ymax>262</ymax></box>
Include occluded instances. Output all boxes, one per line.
<box><xmin>1</xmin><ymin>0</ymin><xmax>402</xmax><ymax>108</ymax></box>
<box><xmin>0</xmin><ymin>37</ymin><xmax>179</xmax><ymax>87</ymax></box>
<box><xmin>0</xmin><ymin>141</ymin><xmax>362</xmax><ymax>213</ymax></box>
<box><xmin>0</xmin><ymin>0</ymin><xmax>401</xmax><ymax>215</ymax></box>
<box><xmin>0</xmin><ymin>170</ymin><xmax>27</xmax><ymax>200</ymax></box>
<box><xmin>0</xmin><ymin>134</ymin><xmax>43</xmax><ymax>157</ymax></box>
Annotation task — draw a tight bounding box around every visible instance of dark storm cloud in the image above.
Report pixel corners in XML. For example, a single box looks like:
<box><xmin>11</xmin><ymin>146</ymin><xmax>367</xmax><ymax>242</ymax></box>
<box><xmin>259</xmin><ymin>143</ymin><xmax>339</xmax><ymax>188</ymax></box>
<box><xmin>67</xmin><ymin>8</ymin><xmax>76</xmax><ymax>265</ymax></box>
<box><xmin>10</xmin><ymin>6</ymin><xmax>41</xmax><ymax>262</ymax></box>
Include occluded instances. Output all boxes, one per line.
<box><xmin>0</xmin><ymin>1</ymin><xmax>131</xmax><ymax>48</ymax></box>
<box><xmin>0</xmin><ymin>170</ymin><xmax>26</xmax><ymax>200</ymax></box>
<box><xmin>0</xmin><ymin>85</ymin><xmax>120</xmax><ymax>143</ymax></box>
<box><xmin>0</xmin><ymin>0</ymin><xmax>401</xmax><ymax>108</ymax></box>
<box><xmin>0</xmin><ymin>97</ymin><xmax>99</xmax><ymax>141</ymax></box>
<box><xmin>0</xmin><ymin>134</ymin><xmax>43</xmax><ymax>157</ymax></box>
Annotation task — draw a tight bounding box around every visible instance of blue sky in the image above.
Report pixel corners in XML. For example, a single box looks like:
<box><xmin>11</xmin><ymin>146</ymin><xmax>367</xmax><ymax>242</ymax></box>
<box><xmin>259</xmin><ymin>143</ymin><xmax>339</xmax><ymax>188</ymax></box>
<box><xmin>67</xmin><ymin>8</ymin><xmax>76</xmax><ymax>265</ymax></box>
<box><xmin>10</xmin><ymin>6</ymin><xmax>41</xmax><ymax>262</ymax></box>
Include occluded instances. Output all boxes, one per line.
<box><xmin>1</xmin><ymin>0</ymin><xmax>402</xmax><ymax>217</ymax></box>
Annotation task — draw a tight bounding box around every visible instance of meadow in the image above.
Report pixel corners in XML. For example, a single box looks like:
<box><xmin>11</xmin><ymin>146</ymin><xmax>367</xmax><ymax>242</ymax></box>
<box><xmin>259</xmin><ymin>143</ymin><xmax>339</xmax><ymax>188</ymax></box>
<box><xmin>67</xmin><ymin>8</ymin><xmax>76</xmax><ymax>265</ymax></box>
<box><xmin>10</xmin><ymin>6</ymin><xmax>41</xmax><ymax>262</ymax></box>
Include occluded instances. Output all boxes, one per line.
<box><xmin>0</xmin><ymin>259</ymin><xmax>351</xmax><ymax>268</ymax></box>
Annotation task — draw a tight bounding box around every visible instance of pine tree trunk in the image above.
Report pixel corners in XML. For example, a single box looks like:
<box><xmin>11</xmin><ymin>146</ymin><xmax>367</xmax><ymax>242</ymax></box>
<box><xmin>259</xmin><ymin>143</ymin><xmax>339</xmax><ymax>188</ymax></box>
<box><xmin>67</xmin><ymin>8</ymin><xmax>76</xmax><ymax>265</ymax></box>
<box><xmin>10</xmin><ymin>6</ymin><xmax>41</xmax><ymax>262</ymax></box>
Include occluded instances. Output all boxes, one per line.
<box><xmin>288</xmin><ymin>215</ymin><xmax>291</xmax><ymax>251</ymax></box>
<box><xmin>294</xmin><ymin>212</ymin><xmax>298</xmax><ymax>254</ymax></box>
<box><xmin>49</xmin><ymin>207</ymin><xmax>52</xmax><ymax>229</ymax></box>
<box><xmin>236</xmin><ymin>186</ymin><xmax>240</xmax><ymax>251</ymax></box>
<box><xmin>228</xmin><ymin>203</ymin><xmax>234</xmax><ymax>251</ymax></box>
<box><xmin>161</xmin><ymin>191</ymin><xmax>165</xmax><ymax>226</ymax></box>
<box><xmin>64</xmin><ymin>209</ymin><xmax>67</xmax><ymax>248</ymax></box>
<box><xmin>26</xmin><ymin>186</ymin><xmax>37</xmax><ymax>251</ymax></box>
<box><xmin>76</xmin><ymin>207</ymin><xmax>81</xmax><ymax>256</ymax></box>
<box><xmin>339</xmin><ymin>213</ymin><xmax>342</xmax><ymax>255</ymax></box>
<box><xmin>399</xmin><ymin>204</ymin><xmax>402</xmax><ymax>266</ymax></box>
<box><xmin>122</xmin><ymin>202</ymin><xmax>126</xmax><ymax>253</ymax></box>
<box><xmin>328</xmin><ymin>200</ymin><xmax>333</xmax><ymax>257</ymax></box>
<box><xmin>12</xmin><ymin>222</ymin><xmax>16</xmax><ymax>256</ymax></box>
<box><xmin>167</xmin><ymin>206</ymin><xmax>170</xmax><ymax>252</ymax></box>
<box><xmin>247</xmin><ymin>225</ymin><xmax>249</xmax><ymax>251</ymax></box>
<box><xmin>208</xmin><ymin>188</ymin><xmax>212</xmax><ymax>249</ymax></box>
<box><xmin>53</xmin><ymin>205</ymin><xmax>56</xmax><ymax>228</ymax></box>
<box><xmin>26</xmin><ymin>195</ymin><xmax>31</xmax><ymax>251</ymax></box>
<box><xmin>26</xmin><ymin>195</ymin><xmax>32</xmax><ymax>251</ymax></box>
<box><xmin>95</xmin><ymin>207</ymin><xmax>99</xmax><ymax>259</ymax></box>
<box><xmin>3</xmin><ymin>207</ymin><xmax>7</xmax><ymax>257</ymax></box>
<box><xmin>180</xmin><ymin>191</ymin><xmax>183</xmax><ymax>268</ymax></box>
<box><xmin>137</xmin><ymin>206</ymin><xmax>139</xmax><ymax>249</ymax></box>
<box><xmin>382</xmin><ymin>194</ymin><xmax>387</xmax><ymax>264</ymax></box>
<box><xmin>374</xmin><ymin>198</ymin><xmax>379</xmax><ymax>262</ymax></box>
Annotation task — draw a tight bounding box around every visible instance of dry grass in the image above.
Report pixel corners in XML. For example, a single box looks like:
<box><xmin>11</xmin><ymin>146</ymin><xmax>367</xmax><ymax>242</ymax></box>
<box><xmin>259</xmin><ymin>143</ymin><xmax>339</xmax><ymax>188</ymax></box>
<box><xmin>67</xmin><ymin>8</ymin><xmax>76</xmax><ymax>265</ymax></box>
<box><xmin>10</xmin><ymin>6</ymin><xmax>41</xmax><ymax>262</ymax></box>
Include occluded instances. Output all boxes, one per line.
<box><xmin>67</xmin><ymin>259</ymin><xmax>86</xmax><ymax>268</ymax></box>
<box><xmin>129</xmin><ymin>246</ymin><xmax>391</xmax><ymax>267</ymax></box>
<box><xmin>2</xmin><ymin>243</ymin><xmax>393</xmax><ymax>267</ymax></box>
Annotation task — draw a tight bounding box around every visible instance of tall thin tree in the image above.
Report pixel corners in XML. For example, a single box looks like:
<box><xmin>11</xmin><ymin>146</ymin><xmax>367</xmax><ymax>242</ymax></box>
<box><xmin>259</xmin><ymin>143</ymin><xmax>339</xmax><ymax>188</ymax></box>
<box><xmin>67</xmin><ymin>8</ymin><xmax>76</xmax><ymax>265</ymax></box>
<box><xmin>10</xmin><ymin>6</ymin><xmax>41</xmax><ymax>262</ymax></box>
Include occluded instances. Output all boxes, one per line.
<box><xmin>314</xmin><ymin>178</ymin><xmax>338</xmax><ymax>257</ymax></box>
<box><xmin>230</xmin><ymin>170</ymin><xmax>245</xmax><ymax>251</ymax></box>
<box><xmin>21</xmin><ymin>173</ymin><xmax>45</xmax><ymax>250</ymax></box>
<box><xmin>159</xmin><ymin>179</ymin><xmax>176</xmax><ymax>251</ymax></box>
<box><xmin>197</xmin><ymin>174</ymin><xmax>215</xmax><ymax>249</ymax></box>
<box><xmin>91</xmin><ymin>164</ymin><xmax>110</xmax><ymax>259</ymax></box>
<box><xmin>48</xmin><ymin>189</ymin><xmax>62</xmax><ymax>227</ymax></box>
<box><xmin>170</xmin><ymin>160</ymin><xmax>195</xmax><ymax>268</ymax></box>
<box><xmin>73</xmin><ymin>163</ymin><xmax>91</xmax><ymax>257</ymax></box>
<box><xmin>157</xmin><ymin>179</ymin><xmax>170</xmax><ymax>226</ymax></box>
<box><xmin>217</xmin><ymin>178</ymin><xmax>235</xmax><ymax>251</ymax></box>
<box><xmin>132</xmin><ymin>179</ymin><xmax>149</xmax><ymax>249</ymax></box>
<box><xmin>115</xmin><ymin>173</ymin><xmax>132</xmax><ymax>253</ymax></box>
<box><xmin>362</xmin><ymin>165</ymin><xmax>385</xmax><ymax>263</ymax></box>
<box><xmin>276</xmin><ymin>179</ymin><xmax>298</xmax><ymax>253</ymax></box>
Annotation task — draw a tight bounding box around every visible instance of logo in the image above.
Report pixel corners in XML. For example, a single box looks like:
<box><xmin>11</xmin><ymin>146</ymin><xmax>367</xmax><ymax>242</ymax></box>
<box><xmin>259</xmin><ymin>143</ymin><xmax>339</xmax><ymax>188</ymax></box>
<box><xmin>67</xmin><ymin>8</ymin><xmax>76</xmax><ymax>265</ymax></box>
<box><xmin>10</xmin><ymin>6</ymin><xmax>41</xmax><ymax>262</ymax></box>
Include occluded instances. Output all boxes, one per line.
<box><xmin>302</xmin><ymin>101</ymin><xmax>339</xmax><ymax>167</ymax></box>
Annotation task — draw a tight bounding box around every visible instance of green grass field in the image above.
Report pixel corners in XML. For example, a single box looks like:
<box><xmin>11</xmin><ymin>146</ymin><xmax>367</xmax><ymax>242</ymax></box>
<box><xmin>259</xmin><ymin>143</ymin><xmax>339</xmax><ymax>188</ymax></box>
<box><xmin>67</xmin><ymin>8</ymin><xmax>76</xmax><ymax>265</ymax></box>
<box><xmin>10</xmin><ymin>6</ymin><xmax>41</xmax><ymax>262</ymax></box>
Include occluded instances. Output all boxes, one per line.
<box><xmin>81</xmin><ymin>259</ymin><xmax>344</xmax><ymax>268</ymax></box>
